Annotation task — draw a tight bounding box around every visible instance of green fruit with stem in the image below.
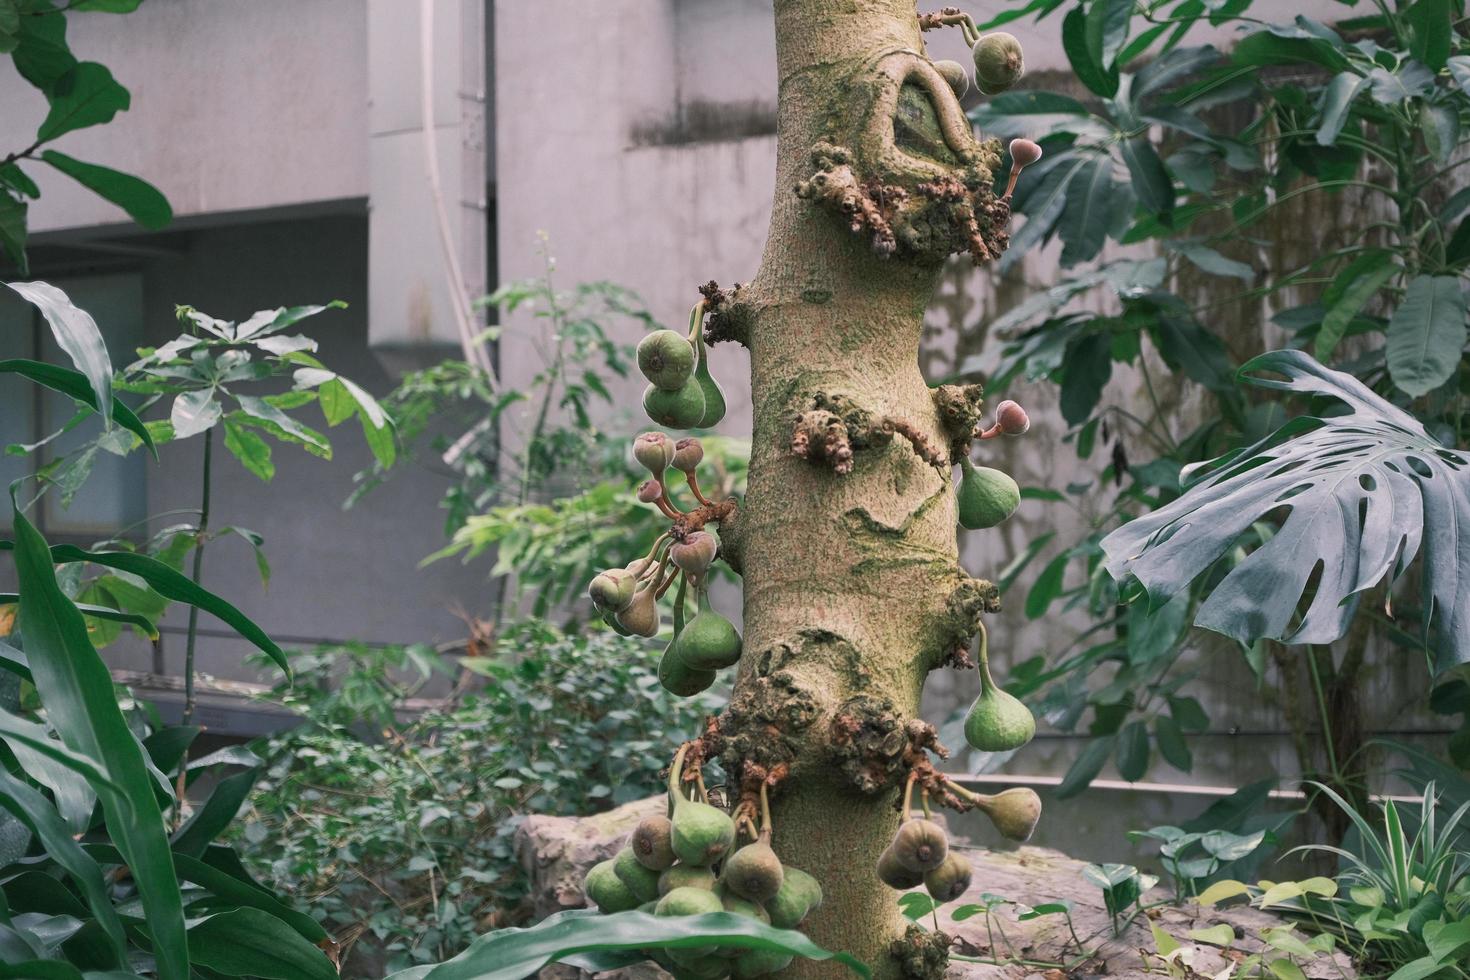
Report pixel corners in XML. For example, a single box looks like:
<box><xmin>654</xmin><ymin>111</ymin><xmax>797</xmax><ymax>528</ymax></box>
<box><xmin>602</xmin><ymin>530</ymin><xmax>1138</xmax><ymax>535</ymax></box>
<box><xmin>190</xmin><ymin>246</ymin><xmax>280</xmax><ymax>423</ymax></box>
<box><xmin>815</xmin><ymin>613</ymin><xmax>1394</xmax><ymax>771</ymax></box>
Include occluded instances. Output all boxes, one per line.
<box><xmin>957</xmin><ymin>456</ymin><xmax>1019</xmax><ymax>530</ymax></box>
<box><xmin>644</xmin><ymin>379</ymin><xmax>707</xmax><ymax>429</ymax></box>
<box><xmin>584</xmin><ymin>858</ymin><xmax>640</xmax><ymax>912</ymax></box>
<box><xmin>589</xmin><ymin>567</ymin><xmax>638</xmax><ymax>612</ymax></box>
<box><xmin>721</xmin><ymin>894</ymin><xmax>770</xmax><ymax>923</ymax></box>
<box><xmin>660</xmin><ymin>578</ymin><xmax>717</xmax><ymax>696</ymax></box>
<box><xmin>733</xmin><ymin>949</ymin><xmax>795</xmax><ymax>978</ymax></box>
<box><xmin>765</xmin><ymin>866</ymin><xmax>822</xmax><ymax>928</ymax></box>
<box><xmin>615</xmin><ymin>585</ymin><xmax>661</xmax><ymax>638</ymax></box>
<box><xmin>934</xmin><ymin>58</ymin><xmax>969</xmax><ymax>98</ymax></box>
<box><xmin>632</xmin><ymin>814</ymin><xmax>677</xmax><ymax>871</ymax></box>
<box><xmin>876</xmin><ymin>845</ymin><xmax>924</xmax><ymax>889</ymax></box>
<box><xmin>974</xmin><ymin>787</ymin><xmax>1042</xmax><ymax>842</ymax></box>
<box><xmin>891</xmin><ymin>818</ymin><xmax>948</xmax><ymax>872</ymax></box>
<box><xmin>964</xmin><ymin>621</ymin><xmax>1035</xmax><ymax>753</ymax></box>
<box><xmin>669</xmin><ymin>745</ymin><xmax>736</xmax><ymax>867</ymax></box>
<box><xmin>655</xmin><ymin>885</ymin><xmax>724</xmax><ymax>917</ymax></box>
<box><xmin>638</xmin><ymin>329</ymin><xmax>697</xmax><ymax>391</ymax></box>
<box><xmin>721</xmin><ymin>828</ymin><xmax>783</xmax><ymax>903</ymax></box>
<box><xmin>692</xmin><ymin>330</ymin><xmax>726</xmax><ymax>427</ymax></box>
<box><xmin>924</xmin><ymin>851</ymin><xmax>972</xmax><ymax>902</ymax></box>
<box><xmin>679</xmin><ymin>591</ymin><xmax>742</xmax><ymax>671</ymax></box>
<box><xmin>971</xmin><ymin>32</ymin><xmax>1024</xmax><ymax>94</ymax></box>
<box><xmin>613</xmin><ymin>845</ymin><xmax>661</xmax><ymax>903</ymax></box>
<box><xmin>659</xmin><ymin>864</ymin><xmax>717</xmax><ymax>895</ymax></box>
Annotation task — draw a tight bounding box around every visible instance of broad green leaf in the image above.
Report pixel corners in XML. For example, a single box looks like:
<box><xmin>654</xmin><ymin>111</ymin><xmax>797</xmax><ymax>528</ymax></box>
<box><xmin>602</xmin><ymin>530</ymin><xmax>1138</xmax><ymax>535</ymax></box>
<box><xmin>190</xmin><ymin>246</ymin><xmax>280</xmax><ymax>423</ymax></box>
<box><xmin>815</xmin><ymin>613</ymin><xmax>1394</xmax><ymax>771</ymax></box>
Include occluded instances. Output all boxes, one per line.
<box><xmin>1366</xmin><ymin>62</ymin><xmax>1434</xmax><ymax>105</ymax></box>
<box><xmin>384</xmin><ymin>910</ymin><xmax>869</xmax><ymax>980</ymax></box>
<box><xmin>1155</xmin><ymin>714</ymin><xmax>1192</xmax><ymax>772</ymax></box>
<box><xmin>0</xmin><ymin>769</ymin><xmax>127</xmax><ymax>966</ymax></box>
<box><xmin>1317</xmin><ymin>253</ymin><xmax>1397</xmax><ymax>360</ymax></box>
<box><xmin>1063</xmin><ymin>7</ymin><xmax>1116</xmax><ymax>97</ymax></box>
<box><xmin>39</xmin><ymin>151</ymin><xmax>171</xmax><ymax>229</ymax></box>
<box><xmin>1116</xmin><ymin>721</ymin><xmax>1150</xmax><ymax>782</ymax></box>
<box><xmin>1386</xmin><ymin>275</ymin><xmax>1466</xmax><ymax>397</ymax></box>
<box><xmin>233</xmin><ymin>394</ymin><xmax>330</xmax><ymax>456</ymax></box>
<box><xmin>169</xmin><ymin>388</ymin><xmax>220</xmax><ymax>440</ymax></box>
<box><xmin>1419</xmin><ymin>102</ymin><xmax>1459</xmax><ymax>164</ymax></box>
<box><xmin>1262</xmin><ymin>927</ymin><xmax>1314</xmax><ymax>957</ymax></box>
<box><xmin>1170</xmin><ymin>242</ymin><xmax>1252</xmax><ymax>281</ymax></box>
<box><xmin>1101</xmin><ymin>350</ymin><xmax>1470</xmax><ymax>674</ymax></box>
<box><xmin>1266</xmin><ymin>958</ymin><xmax>1307</xmax><ymax>980</ymax></box>
<box><xmin>1404</xmin><ymin>0</ymin><xmax>1451</xmax><ymax>71</ymax></box>
<box><xmin>1151</xmin><ymin>923</ymin><xmax>1181</xmax><ymax>955</ymax></box>
<box><xmin>1057</xmin><ymin>735</ymin><xmax>1115</xmax><ymax>798</ymax></box>
<box><xmin>1059</xmin><ymin>332</ymin><xmax>1111</xmax><ymax>424</ymax></box>
<box><xmin>1196</xmin><ymin>879</ymin><xmax>1250</xmax><ymax>905</ymax></box>
<box><xmin>316</xmin><ymin>378</ymin><xmax>356</xmax><ymax>426</ymax></box>
<box><xmin>1316</xmin><ymin>72</ymin><xmax>1366</xmax><ymax>146</ymax></box>
<box><xmin>4</xmin><ymin>282</ymin><xmax>111</xmax><ymax>430</ymax></box>
<box><xmin>1120</xmin><ymin>137</ymin><xmax>1174</xmax><ymax>220</ymax></box>
<box><xmin>1423</xmin><ymin>917</ymin><xmax>1470</xmax><ymax>963</ymax></box>
<box><xmin>1058</xmin><ymin>157</ymin><xmax>1123</xmax><ymax>267</ymax></box>
<box><xmin>35</xmin><ymin>62</ymin><xmax>128</xmax><ymax>142</ymax></box>
<box><xmin>10</xmin><ymin>507</ymin><xmax>189</xmax><ymax>980</ymax></box>
<box><xmin>0</xmin><ymin>192</ymin><xmax>24</xmax><ymax>272</ymax></box>
<box><xmin>1025</xmin><ymin>551</ymin><xmax>1069</xmax><ymax>619</ymax></box>
<box><xmin>1200</xmin><ymin>829</ymin><xmax>1266</xmax><ymax>861</ymax></box>
<box><xmin>1449</xmin><ymin>56</ymin><xmax>1470</xmax><ymax>92</ymax></box>
<box><xmin>1084</xmin><ymin>0</ymin><xmax>1130</xmax><ymax>71</ymax></box>
<box><xmin>1188</xmin><ymin>924</ymin><xmax>1235</xmax><ymax>947</ymax></box>
<box><xmin>222</xmin><ymin>419</ymin><xmax>274</xmax><ymax>482</ymax></box>
<box><xmin>186</xmin><ymin>908</ymin><xmax>336</xmax><ymax>980</ymax></box>
<box><xmin>1387</xmin><ymin>957</ymin><xmax>1450</xmax><ymax>980</ymax></box>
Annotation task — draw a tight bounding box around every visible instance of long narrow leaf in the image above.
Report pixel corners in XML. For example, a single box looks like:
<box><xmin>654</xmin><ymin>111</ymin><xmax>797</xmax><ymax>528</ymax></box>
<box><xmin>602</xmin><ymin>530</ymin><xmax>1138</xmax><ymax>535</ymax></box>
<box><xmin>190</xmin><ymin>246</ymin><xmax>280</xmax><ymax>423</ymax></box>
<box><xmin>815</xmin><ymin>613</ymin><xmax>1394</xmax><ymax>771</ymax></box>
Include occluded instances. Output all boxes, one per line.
<box><xmin>0</xmin><ymin>769</ymin><xmax>127</xmax><ymax>966</ymax></box>
<box><xmin>10</xmin><ymin>506</ymin><xmax>190</xmax><ymax>980</ymax></box>
<box><xmin>0</xmin><ymin>359</ymin><xmax>156</xmax><ymax>457</ymax></box>
<box><xmin>186</xmin><ymin>908</ymin><xmax>336</xmax><ymax>980</ymax></box>
<box><xmin>0</xmin><ymin>595</ymin><xmax>156</xmax><ymax>638</ymax></box>
<box><xmin>170</xmin><ymin>767</ymin><xmax>258</xmax><ymax>858</ymax></box>
<box><xmin>3</xmin><ymin>282</ymin><xmax>112</xmax><ymax>429</ymax></box>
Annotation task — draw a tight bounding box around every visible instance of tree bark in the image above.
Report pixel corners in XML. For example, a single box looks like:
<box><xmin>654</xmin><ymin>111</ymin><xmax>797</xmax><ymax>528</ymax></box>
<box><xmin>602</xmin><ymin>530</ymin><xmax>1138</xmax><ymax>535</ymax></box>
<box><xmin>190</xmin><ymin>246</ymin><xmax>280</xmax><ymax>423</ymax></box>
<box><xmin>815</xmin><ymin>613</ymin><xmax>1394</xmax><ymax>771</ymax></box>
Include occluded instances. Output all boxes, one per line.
<box><xmin>705</xmin><ymin>3</ymin><xmax>1015</xmax><ymax>975</ymax></box>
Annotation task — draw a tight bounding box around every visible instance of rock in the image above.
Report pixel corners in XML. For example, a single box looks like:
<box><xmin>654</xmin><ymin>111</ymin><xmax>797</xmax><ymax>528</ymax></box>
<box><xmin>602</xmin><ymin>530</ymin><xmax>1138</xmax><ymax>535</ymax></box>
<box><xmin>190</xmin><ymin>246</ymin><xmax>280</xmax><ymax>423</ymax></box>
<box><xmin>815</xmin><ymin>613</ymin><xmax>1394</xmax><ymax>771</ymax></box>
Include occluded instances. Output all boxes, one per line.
<box><xmin>516</xmin><ymin>798</ymin><xmax>1357</xmax><ymax>980</ymax></box>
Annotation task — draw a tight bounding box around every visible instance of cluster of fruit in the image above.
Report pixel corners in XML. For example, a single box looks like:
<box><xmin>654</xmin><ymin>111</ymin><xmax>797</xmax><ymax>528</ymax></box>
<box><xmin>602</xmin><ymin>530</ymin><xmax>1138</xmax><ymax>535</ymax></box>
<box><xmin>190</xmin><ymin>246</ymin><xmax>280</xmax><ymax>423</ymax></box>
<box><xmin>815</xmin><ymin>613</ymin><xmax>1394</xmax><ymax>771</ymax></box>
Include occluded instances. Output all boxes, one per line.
<box><xmin>587</xmin><ymin>431</ymin><xmax>743</xmax><ymax>698</ymax></box>
<box><xmin>956</xmin><ymin>398</ymin><xmax>1030</xmax><ymax>531</ymax></box>
<box><xmin>925</xmin><ymin>10</ymin><xmax>1026</xmax><ymax>100</ymax></box>
<box><xmin>584</xmin><ymin>747</ymin><xmax>824</xmax><ymax>978</ymax></box>
<box><xmin>638</xmin><ymin>303</ymin><xmax>727</xmax><ymax>429</ymax></box>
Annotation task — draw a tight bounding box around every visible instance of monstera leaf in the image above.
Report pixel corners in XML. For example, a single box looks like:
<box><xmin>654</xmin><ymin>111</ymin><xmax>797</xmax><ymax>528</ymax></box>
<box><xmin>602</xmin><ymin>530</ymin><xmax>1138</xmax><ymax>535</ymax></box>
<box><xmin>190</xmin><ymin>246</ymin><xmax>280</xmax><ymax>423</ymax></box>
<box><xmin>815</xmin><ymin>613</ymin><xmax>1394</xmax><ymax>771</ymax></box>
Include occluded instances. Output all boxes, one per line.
<box><xmin>1102</xmin><ymin>350</ymin><xmax>1469</xmax><ymax>675</ymax></box>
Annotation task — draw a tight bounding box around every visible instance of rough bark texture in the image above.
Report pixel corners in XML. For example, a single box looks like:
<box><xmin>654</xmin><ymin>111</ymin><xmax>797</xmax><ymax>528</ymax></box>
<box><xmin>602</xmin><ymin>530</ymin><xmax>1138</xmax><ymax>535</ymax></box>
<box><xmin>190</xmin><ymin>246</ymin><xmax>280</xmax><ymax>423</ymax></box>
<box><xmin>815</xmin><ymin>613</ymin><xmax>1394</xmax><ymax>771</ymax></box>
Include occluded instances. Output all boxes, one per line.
<box><xmin>712</xmin><ymin>2</ymin><xmax>1010</xmax><ymax>975</ymax></box>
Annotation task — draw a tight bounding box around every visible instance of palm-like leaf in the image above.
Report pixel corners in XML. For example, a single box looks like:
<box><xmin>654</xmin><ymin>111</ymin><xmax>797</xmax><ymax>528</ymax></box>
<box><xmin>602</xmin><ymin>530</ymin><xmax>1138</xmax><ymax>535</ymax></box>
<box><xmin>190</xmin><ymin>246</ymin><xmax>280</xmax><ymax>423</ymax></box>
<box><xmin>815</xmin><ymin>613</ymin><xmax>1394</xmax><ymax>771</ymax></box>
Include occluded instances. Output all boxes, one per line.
<box><xmin>1101</xmin><ymin>349</ymin><xmax>1469</xmax><ymax>675</ymax></box>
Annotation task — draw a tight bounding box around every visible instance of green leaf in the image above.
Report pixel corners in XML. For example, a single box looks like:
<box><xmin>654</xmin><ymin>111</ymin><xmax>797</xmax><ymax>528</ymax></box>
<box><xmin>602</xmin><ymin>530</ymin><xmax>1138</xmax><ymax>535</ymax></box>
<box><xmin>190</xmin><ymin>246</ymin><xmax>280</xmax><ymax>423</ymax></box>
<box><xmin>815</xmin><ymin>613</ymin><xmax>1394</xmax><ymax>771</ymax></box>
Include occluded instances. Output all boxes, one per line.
<box><xmin>1316</xmin><ymin>72</ymin><xmax>1367</xmax><ymax>146</ymax></box>
<box><xmin>1387</xmin><ymin>957</ymin><xmax>1450</xmax><ymax>980</ymax></box>
<box><xmin>39</xmin><ymin>151</ymin><xmax>171</xmax><ymax>229</ymax></box>
<box><xmin>1170</xmin><ymin>242</ymin><xmax>1252</xmax><ymax>280</ymax></box>
<box><xmin>0</xmin><ymin>769</ymin><xmax>127</xmax><ymax>967</ymax></box>
<box><xmin>1059</xmin><ymin>332</ymin><xmax>1112</xmax><ymax>425</ymax></box>
<box><xmin>1058</xmin><ymin>157</ymin><xmax>1124</xmax><ymax>267</ymax></box>
<box><xmin>70</xmin><ymin>0</ymin><xmax>144</xmax><ymax>10</ymax></box>
<box><xmin>186</xmin><ymin>908</ymin><xmax>336</xmax><ymax>980</ymax></box>
<box><xmin>10</xmin><ymin>6</ymin><xmax>75</xmax><ymax>97</ymax></box>
<box><xmin>1449</xmin><ymin>56</ymin><xmax>1470</xmax><ymax>92</ymax></box>
<box><xmin>0</xmin><ymin>707</ymin><xmax>115</xmax><ymax>792</ymax></box>
<box><xmin>0</xmin><ymin>359</ymin><xmax>153</xmax><ymax>456</ymax></box>
<box><xmin>233</xmin><ymin>394</ymin><xmax>330</xmax><ymax>457</ymax></box>
<box><xmin>1116</xmin><ymin>721</ymin><xmax>1150</xmax><ymax>781</ymax></box>
<box><xmin>1317</xmin><ymin>253</ymin><xmax>1397</xmax><ymax>360</ymax></box>
<box><xmin>1386</xmin><ymin>274</ymin><xmax>1467</xmax><ymax>397</ymax></box>
<box><xmin>1057</xmin><ymin>735</ymin><xmax>1115</xmax><ymax>798</ymax></box>
<box><xmin>316</xmin><ymin>379</ymin><xmax>356</xmax><ymax>427</ymax></box>
<box><xmin>1084</xmin><ymin>0</ymin><xmax>1130</xmax><ymax>74</ymax></box>
<box><xmin>222</xmin><ymin>420</ymin><xmax>274</xmax><ymax>482</ymax></box>
<box><xmin>384</xmin><ymin>910</ymin><xmax>869</xmax><ymax>980</ymax></box>
<box><xmin>1025</xmin><ymin>551</ymin><xmax>1069</xmax><ymax>619</ymax></box>
<box><xmin>37</xmin><ymin>544</ymin><xmax>287</xmax><ymax>677</ymax></box>
<box><xmin>1189</xmin><ymin>924</ymin><xmax>1236</xmax><ymax>947</ymax></box>
<box><xmin>169</xmin><ymin>388</ymin><xmax>221</xmax><ymax>440</ymax></box>
<box><xmin>1419</xmin><ymin>101</ymin><xmax>1459</xmax><ymax>165</ymax></box>
<box><xmin>171</xmin><ymin>767</ymin><xmax>258</xmax><ymax>858</ymax></box>
<box><xmin>0</xmin><ymin>193</ymin><xmax>25</xmax><ymax>272</ymax></box>
<box><xmin>4</xmin><ymin>281</ymin><xmax>112</xmax><ymax>429</ymax></box>
<box><xmin>1120</xmin><ymin>137</ymin><xmax>1174</xmax><ymax>220</ymax></box>
<box><xmin>1423</xmin><ymin>918</ymin><xmax>1470</xmax><ymax>963</ymax></box>
<box><xmin>1404</xmin><ymin>0</ymin><xmax>1451</xmax><ymax>71</ymax></box>
<box><xmin>1063</xmin><ymin>7</ymin><xmax>1116</xmax><ymax>97</ymax></box>
<box><xmin>1155</xmin><ymin>714</ymin><xmax>1192</xmax><ymax>772</ymax></box>
<box><xmin>35</xmin><ymin>62</ymin><xmax>128</xmax><ymax>142</ymax></box>
<box><xmin>10</xmin><ymin>506</ymin><xmax>189</xmax><ymax>980</ymax></box>
<box><xmin>1367</xmin><ymin>62</ymin><xmax>1434</xmax><ymax>105</ymax></box>
<box><xmin>1102</xmin><ymin>350</ymin><xmax>1470</xmax><ymax>675</ymax></box>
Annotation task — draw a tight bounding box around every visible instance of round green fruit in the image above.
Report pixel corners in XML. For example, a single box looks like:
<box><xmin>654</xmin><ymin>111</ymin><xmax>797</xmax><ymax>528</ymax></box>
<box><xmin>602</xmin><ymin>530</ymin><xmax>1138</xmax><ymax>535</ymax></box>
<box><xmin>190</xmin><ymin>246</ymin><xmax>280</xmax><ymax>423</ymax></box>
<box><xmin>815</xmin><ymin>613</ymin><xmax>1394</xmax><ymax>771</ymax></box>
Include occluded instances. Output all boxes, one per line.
<box><xmin>584</xmin><ymin>858</ymin><xmax>640</xmax><ymax>912</ymax></box>
<box><xmin>971</xmin><ymin>32</ymin><xmax>1025</xmax><ymax>94</ymax></box>
<box><xmin>638</xmin><ymin>329</ymin><xmax>697</xmax><ymax>391</ymax></box>
<box><xmin>957</xmin><ymin>457</ymin><xmax>1020</xmax><ymax>530</ymax></box>
<box><xmin>963</xmin><ymin>682</ymin><xmax>1035</xmax><ymax>753</ymax></box>
<box><xmin>644</xmin><ymin>380</ymin><xmax>707</xmax><ymax>429</ymax></box>
<box><xmin>656</xmin><ymin>885</ymin><xmax>725</xmax><ymax>917</ymax></box>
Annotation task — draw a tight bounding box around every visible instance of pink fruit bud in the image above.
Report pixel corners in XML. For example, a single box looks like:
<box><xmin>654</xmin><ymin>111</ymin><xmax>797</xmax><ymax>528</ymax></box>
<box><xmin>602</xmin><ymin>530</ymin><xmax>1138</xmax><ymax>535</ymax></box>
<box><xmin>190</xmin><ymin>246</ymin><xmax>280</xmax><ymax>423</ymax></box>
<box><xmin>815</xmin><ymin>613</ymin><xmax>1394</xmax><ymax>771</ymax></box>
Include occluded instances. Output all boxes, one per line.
<box><xmin>996</xmin><ymin>400</ymin><xmax>1030</xmax><ymax>435</ymax></box>
<box><xmin>637</xmin><ymin>480</ymin><xmax>664</xmax><ymax>504</ymax></box>
<box><xmin>672</xmin><ymin>437</ymin><xmax>704</xmax><ymax>473</ymax></box>
<box><xmin>1008</xmin><ymin>138</ymin><xmax>1042</xmax><ymax>168</ymax></box>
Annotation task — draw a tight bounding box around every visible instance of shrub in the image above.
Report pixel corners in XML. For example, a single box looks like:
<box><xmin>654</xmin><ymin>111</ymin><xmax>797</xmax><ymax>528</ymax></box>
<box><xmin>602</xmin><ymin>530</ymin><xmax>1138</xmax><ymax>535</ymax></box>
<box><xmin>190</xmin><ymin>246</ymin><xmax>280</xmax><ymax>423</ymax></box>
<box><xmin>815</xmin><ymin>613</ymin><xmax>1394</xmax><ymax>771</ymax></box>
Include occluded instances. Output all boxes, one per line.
<box><xmin>237</xmin><ymin>620</ymin><xmax>727</xmax><ymax>975</ymax></box>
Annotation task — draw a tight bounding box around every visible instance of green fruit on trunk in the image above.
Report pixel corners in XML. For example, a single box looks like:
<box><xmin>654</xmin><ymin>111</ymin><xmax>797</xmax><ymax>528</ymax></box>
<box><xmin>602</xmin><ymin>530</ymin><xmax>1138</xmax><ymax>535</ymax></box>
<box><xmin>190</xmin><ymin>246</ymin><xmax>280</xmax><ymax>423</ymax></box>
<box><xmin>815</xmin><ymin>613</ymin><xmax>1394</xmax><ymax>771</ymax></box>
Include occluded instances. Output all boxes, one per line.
<box><xmin>656</xmin><ymin>885</ymin><xmax>725</xmax><ymax>916</ymax></box>
<box><xmin>638</xmin><ymin>329</ymin><xmax>697</xmax><ymax>391</ymax></box>
<box><xmin>659</xmin><ymin>639</ymin><xmax>717</xmax><ymax>697</ymax></box>
<box><xmin>721</xmin><ymin>894</ymin><xmax>771</xmax><ymax>923</ymax></box>
<box><xmin>934</xmin><ymin>59</ymin><xmax>969</xmax><ymax>99</ymax></box>
<box><xmin>876</xmin><ymin>846</ymin><xmax>925</xmax><ymax>889</ymax></box>
<box><xmin>957</xmin><ymin>457</ymin><xmax>1019</xmax><ymax>529</ymax></box>
<box><xmin>976</xmin><ymin>787</ymin><xmax>1042</xmax><ymax>842</ymax></box>
<box><xmin>765</xmin><ymin>866</ymin><xmax>822</xmax><ymax>928</ymax></box>
<box><xmin>632</xmin><ymin>814</ymin><xmax>677</xmax><ymax>870</ymax></box>
<box><xmin>733</xmin><ymin>949</ymin><xmax>795</xmax><ymax>978</ymax></box>
<box><xmin>924</xmin><ymin>851</ymin><xmax>973</xmax><ymax>902</ymax></box>
<box><xmin>669</xmin><ymin>752</ymin><xmax>737</xmax><ymax>867</ymax></box>
<box><xmin>584</xmin><ymin>858</ymin><xmax>640</xmax><ymax>912</ymax></box>
<box><xmin>613</xmin><ymin>845</ymin><xmax>662</xmax><ymax>903</ymax></box>
<box><xmin>644</xmin><ymin>380</ymin><xmax>707</xmax><ymax>429</ymax></box>
<box><xmin>720</xmin><ymin>829</ymin><xmax>783</xmax><ymax>903</ymax></box>
<box><xmin>679</xmin><ymin>597</ymin><xmax>742</xmax><ymax>671</ymax></box>
<box><xmin>891</xmin><ymin>818</ymin><xmax>948</xmax><ymax>872</ymax></box>
<box><xmin>615</xmin><ymin>587</ymin><xmax>661</xmax><ymax>638</ymax></box>
<box><xmin>971</xmin><ymin>32</ymin><xmax>1025</xmax><ymax>94</ymax></box>
<box><xmin>660</xmin><ymin>864</ymin><xmax>717</xmax><ymax>895</ymax></box>
<box><xmin>964</xmin><ymin>678</ymin><xmax>1035</xmax><ymax>753</ymax></box>
<box><xmin>693</xmin><ymin>356</ymin><xmax>727</xmax><ymax>427</ymax></box>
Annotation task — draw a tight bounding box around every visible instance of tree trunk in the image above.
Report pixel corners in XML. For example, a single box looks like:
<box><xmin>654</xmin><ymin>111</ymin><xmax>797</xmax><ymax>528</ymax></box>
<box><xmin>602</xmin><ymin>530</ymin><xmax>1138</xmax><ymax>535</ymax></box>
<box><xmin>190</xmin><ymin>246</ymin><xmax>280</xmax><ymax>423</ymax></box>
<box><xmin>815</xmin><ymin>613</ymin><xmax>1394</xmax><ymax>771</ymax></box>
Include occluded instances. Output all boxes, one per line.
<box><xmin>702</xmin><ymin>3</ymin><xmax>1018</xmax><ymax>976</ymax></box>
